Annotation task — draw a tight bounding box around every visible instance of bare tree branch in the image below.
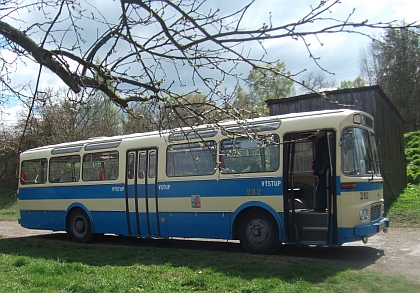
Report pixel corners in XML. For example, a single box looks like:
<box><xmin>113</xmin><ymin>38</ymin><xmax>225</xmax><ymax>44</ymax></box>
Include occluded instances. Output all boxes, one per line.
<box><xmin>0</xmin><ymin>20</ymin><xmax>81</xmax><ymax>93</ymax></box>
<box><xmin>0</xmin><ymin>0</ymin><xmax>418</xmax><ymax>119</ymax></box>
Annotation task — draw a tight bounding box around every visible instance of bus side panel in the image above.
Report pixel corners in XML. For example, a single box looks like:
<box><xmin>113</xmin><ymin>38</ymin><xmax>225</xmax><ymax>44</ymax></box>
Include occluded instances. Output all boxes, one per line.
<box><xmin>164</xmin><ymin>212</ymin><xmax>232</xmax><ymax>239</ymax></box>
<box><xmin>18</xmin><ymin>184</ymin><xmax>127</xmax><ymax>234</ymax></box>
<box><xmin>158</xmin><ymin>178</ymin><xmax>283</xmax><ymax>240</ymax></box>
<box><xmin>19</xmin><ymin>210</ymin><xmax>66</xmax><ymax>231</ymax></box>
<box><xmin>90</xmin><ymin>211</ymin><xmax>128</xmax><ymax>235</ymax></box>
<box><xmin>125</xmin><ymin>211</ymin><xmax>159</xmax><ymax>236</ymax></box>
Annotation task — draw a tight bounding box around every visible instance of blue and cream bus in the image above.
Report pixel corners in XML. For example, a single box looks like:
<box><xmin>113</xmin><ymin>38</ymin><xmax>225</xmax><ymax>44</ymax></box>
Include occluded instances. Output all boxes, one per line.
<box><xmin>17</xmin><ymin>109</ymin><xmax>389</xmax><ymax>253</ymax></box>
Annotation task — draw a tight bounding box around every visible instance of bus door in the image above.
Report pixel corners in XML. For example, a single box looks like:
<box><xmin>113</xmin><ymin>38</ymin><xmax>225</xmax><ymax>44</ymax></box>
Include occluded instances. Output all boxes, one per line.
<box><xmin>125</xmin><ymin>149</ymin><xmax>160</xmax><ymax>238</ymax></box>
<box><xmin>283</xmin><ymin>130</ymin><xmax>337</xmax><ymax>245</ymax></box>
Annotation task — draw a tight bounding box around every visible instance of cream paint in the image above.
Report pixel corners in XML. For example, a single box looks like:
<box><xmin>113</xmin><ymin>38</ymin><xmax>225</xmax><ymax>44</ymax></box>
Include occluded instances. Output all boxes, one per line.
<box><xmin>18</xmin><ymin>195</ymin><xmax>284</xmax><ymax>214</ymax></box>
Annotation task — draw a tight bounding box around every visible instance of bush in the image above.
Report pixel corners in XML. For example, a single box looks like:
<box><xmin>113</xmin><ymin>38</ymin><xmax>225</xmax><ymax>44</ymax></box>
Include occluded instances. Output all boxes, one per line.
<box><xmin>404</xmin><ymin>131</ymin><xmax>420</xmax><ymax>184</ymax></box>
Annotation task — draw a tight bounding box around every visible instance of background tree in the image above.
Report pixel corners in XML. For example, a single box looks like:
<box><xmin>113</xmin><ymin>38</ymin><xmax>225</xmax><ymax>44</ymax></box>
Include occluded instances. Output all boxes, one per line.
<box><xmin>160</xmin><ymin>93</ymin><xmax>225</xmax><ymax>129</ymax></box>
<box><xmin>15</xmin><ymin>88</ymin><xmax>123</xmax><ymax>149</ymax></box>
<box><xmin>0</xmin><ymin>124</ymin><xmax>19</xmax><ymax>189</ymax></box>
<box><xmin>337</xmin><ymin>76</ymin><xmax>366</xmax><ymax>89</ymax></box>
<box><xmin>121</xmin><ymin>104</ymin><xmax>160</xmax><ymax>135</ymax></box>
<box><xmin>246</xmin><ymin>61</ymin><xmax>296</xmax><ymax>115</ymax></box>
<box><xmin>360</xmin><ymin>27</ymin><xmax>420</xmax><ymax>131</ymax></box>
<box><xmin>299</xmin><ymin>72</ymin><xmax>336</xmax><ymax>93</ymax></box>
<box><xmin>231</xmin><ymin>85</ymin><xmax>260</xmax><ymax>119</ymax></box>
<box><xmin>359</xmin><ymin>46</ymin><xmax>381</xmax><ymax>86</ymax></box>
<box><xmin>1</xmin><ymin>0</ymin><xmax>417</xmax><ymax>139</ymax></box>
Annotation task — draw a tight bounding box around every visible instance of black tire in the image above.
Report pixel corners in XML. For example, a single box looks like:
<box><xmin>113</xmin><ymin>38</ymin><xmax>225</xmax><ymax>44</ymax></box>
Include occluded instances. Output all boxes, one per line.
<box><xmin>239</xmin><ymin>210</ymin><xmax>280</xmax><ymax>254</ymax></box>
<box><xmin>67</xmin><ymin>209</ymin><xmax>94</xmax><ymax>243</ymax></box>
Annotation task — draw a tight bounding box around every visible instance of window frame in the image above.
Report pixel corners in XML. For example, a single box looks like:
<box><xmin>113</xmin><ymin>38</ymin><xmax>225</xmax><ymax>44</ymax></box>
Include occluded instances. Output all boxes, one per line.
<box><xmin>166</xmin><ymin>141</ymin><xmax>217</xmax><ymax>177</ymax></box>
<box><xmin>220</xmin><ymin>135</ymin><xmax>280</xmax><ymax>174</ymax></box>
<box><xmin>20</xmin><ymin>158</ymin><xmax>48</xmax><ymax>185</ymax></box>
<box><xmin>82</xmin><ymin>151</ymin><xmax>119</xmax><ymax>182</ymax></box>
<box><xmin>49</xmin><ymin>155</ymin><xmax>81</xmax><ymax>183</ymax></box>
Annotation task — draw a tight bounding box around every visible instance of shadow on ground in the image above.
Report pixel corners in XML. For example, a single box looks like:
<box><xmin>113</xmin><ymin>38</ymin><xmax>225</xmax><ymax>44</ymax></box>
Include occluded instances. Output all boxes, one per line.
<box><xmin>3</xmin><ymin>231</ymin><xmax>383</xmax><ymax>271</ymax></box>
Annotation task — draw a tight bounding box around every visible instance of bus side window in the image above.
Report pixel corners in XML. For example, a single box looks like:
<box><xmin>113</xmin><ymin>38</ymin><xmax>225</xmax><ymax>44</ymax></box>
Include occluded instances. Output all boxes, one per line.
<box><xmin>49</xmin><ymin>155</ymin><xmax>81</xmax><ymax>183</ymax></box>
<box><xmin>82</xmin><ymin>151</ymin><xmax>119</xmax><ymax>181</ymax></box>
<box><xmin>220</xmin><ymin>135</ymin><xmax>279</xmax><ymax>174</ymax></box>
<box><xmin>138</xmin><ymin>152</ymin><xmax>146</xmax><ymax>179</ymax></box>
<box><xmin>166</xmin><ymin>141</ymin><xmax>216</xmax><ymax>177</ymax></box>
<box><xmin>98</xmin><ymin>162</ymin><xmax>105</xmax><ymax>180</ymax></box>
<box><xmin>20</xmin><ymin>159</ymin><xmax>48</xmax><ymax>185</ymax></box>
<box><xmin>20</xmin><ymin>170</ymin><xmax>27</xmax><ymax>184</ymax></box>
<box><xmin>127</xmin><ymin>153</ymin><xmax>135</xmax><ymax>179</ymax></box>
<box><xmin>149</xmin><ymin>151</ymin><xmax>156</xmax><ymax>178</ymax></box>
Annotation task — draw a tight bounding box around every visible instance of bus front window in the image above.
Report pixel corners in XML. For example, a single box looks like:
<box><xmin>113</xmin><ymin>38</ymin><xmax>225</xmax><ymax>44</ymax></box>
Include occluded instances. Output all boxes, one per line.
<box><xmin>342</xmin><ymin>127</ymin><xmax>380</xmax><ymax>177</ymax></box>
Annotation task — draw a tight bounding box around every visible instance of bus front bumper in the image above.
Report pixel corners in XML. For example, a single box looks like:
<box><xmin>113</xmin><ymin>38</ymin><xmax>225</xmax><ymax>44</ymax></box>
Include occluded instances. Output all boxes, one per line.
<box><xmin>354</xmin><ymin>217</ymin><xmax>389</xmax><ymax>238</ymax></box>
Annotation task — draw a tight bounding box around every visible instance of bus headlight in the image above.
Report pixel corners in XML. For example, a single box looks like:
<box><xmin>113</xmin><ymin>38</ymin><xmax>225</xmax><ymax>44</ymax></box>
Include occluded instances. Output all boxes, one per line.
<box><xmin>381</xmin><ymin>203</ymin><xmax>385</xmax><ymax>217</ymax></box>
<box><xmin>359</xmin><ymin>208</ymin><xmax>369</xmax><ymax>221</ymax></box>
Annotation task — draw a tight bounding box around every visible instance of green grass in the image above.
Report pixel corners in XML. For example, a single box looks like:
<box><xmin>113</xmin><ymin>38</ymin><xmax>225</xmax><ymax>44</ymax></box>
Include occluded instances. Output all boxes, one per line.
<box><xmin>387</xmin><ymin>184</ymin><xmax>420</xmax><ymax>227</ymax></box>
<box><xmin>0</xmin><ymin>238</ymin><xmax>418</xmax><ymax>293</ymax></box>
<box><xmin>2</xmin><ymin>186</ymin><xmax>420</xmax><ymax>292</ymax></box>
<box><xmin>0</xmin><ymin>189</ymin><xmax>18</xmax><ymax>221</ymax></box>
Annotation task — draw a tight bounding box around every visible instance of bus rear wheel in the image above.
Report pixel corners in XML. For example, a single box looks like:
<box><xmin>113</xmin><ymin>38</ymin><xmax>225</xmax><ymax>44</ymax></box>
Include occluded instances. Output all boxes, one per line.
<box><xmin>239</xmin><ymin>210</ymin><xmax>280</xmax><ymax>254</ymax></box>
<box><xmin>67</xmin><ymin>209</ymin><xmax>94</xmax><ymax>243</ymax></box>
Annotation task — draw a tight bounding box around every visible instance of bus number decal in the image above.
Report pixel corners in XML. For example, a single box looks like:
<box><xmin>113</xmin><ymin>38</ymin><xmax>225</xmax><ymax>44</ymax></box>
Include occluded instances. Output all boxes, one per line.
<box><xmin>112</xmin><ymin>186</ymin><xmax>125</xmax><ymax>192</ymax></box>
<box><xmin>247</xmin><ymin>188</ymin><xmax>262</xmax><ymax>196</ymax></box>
<box><xmin>360</xmin><ymin>191</ymin><xmax>369</xmax><ymax>200</ymax></box>
<box><xmin>159</xmin><ymin>185</ymin><xmax>171</xmax><ymax>190</ymax></box>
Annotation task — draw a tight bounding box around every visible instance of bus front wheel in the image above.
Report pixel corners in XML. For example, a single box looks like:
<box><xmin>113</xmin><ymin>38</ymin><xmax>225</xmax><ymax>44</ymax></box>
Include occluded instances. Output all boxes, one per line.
<box><xmin>239</xmin><ymin>210</ymin><xmax>280</xmax><ymax>254</ymax></box>
<box><xmin>67</xmin><ymin>209</ymin><xmax>94</xmax><ymax>243</ymax></box>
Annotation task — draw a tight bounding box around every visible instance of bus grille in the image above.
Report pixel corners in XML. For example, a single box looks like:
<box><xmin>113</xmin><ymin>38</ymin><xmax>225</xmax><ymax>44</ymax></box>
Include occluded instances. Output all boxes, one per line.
<box><xmin>370</xmin><ymin>204</ymin><xmax>382</xmax><ymax>222</ymax></box>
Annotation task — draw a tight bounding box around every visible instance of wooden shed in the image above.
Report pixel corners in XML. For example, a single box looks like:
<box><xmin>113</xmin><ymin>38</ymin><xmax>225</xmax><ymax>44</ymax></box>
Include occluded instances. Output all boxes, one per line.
<box><xmin>266</xmin><ymin>85</ymin><xmax>406</xmax><ymax>203</ymax></box>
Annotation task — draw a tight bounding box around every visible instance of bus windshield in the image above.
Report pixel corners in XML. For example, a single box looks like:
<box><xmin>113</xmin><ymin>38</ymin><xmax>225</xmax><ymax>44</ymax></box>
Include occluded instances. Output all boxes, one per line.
<box><xmin>341</xmin><ymin>127</ymin><xmax>381</xmax><ymax>177</ymax></box>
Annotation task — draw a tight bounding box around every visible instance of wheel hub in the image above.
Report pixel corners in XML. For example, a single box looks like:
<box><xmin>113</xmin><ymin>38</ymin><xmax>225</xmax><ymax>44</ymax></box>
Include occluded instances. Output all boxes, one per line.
<box><xmin>247</xmin><ymin>219</ymin><xmax>268</xmax><ymax>243</ymax></box>
<box><xmin>75</xmin><ymin>219</ymin><xmax>85</xmax><ymax>233</ymax></box>
<box><xmin>253</xmin><ymin>228</ymin><xmax>261</xmax><ymax>236</ymax></box>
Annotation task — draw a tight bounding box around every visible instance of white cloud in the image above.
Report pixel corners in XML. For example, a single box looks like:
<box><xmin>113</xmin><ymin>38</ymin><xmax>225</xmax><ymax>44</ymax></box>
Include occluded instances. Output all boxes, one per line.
<box><xmin>1</xmin><ymin>104</ymin><xmax>23</xmax><ymax>127</ymax></box>
<box><xmin>2</xmin><ymin>49</ymin><xmax>67</xmax><ymax>94</ymax></box>
<box><xmin>340</xmin><ymin>0</ymin><xmax>419</xmax><ymax>23</ymax></box>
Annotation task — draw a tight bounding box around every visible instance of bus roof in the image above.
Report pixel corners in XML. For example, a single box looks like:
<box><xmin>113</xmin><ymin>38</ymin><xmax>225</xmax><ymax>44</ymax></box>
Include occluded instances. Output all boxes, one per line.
<box><xmin>20</xmin><ymin>109</ymin><xmax>363</xmax><ymax>156</ymax></box>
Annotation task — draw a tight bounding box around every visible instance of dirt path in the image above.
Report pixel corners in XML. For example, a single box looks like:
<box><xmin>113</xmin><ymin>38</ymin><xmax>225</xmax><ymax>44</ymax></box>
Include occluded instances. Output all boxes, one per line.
<box><xmin>342</xmin><ymin>227</ymin><xmax>420</xmax><ymax>283</ymax></box>
<box><xmin>1</xmin><ymin>221</ymin><xmax>419</xmax><ymax>283</ymax></box>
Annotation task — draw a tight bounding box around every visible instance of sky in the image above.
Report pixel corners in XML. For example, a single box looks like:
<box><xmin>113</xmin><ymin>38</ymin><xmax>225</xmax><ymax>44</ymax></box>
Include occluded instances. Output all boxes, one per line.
<box><xmin>1</xmin><ymin>0</ymin><xmax>419</xmax><ymax>127</ymax></box>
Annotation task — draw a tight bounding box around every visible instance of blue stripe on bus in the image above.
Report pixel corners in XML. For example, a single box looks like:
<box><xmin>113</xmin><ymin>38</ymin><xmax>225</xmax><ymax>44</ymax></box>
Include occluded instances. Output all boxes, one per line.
<box><xmin>19</xmin><ymin>184</ymin><xmax>127</xmax><ymax>200</ymax></box>
<box><xmin>19</xmin><ymin>209</ymin><xmax>234</xmax><ymax>240</ymax></box>
<box><xmin>19</xmin><ymin>177</ymin><xmax>382</xmax><ymax>201</ymax></box>
<box><xmin>20</xmin><ymin>208</ymin><xmax>389</xmax><ymax>245</ymax></box>
<box><xmin>157</xmin><ymin>178</ymin><xmax>283</xmax><ymax>198</ymax></box>
<box><xmin>18</xmin><ymin>177</ymin><xmax>284</xmax><ymax>200</ymax></box>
